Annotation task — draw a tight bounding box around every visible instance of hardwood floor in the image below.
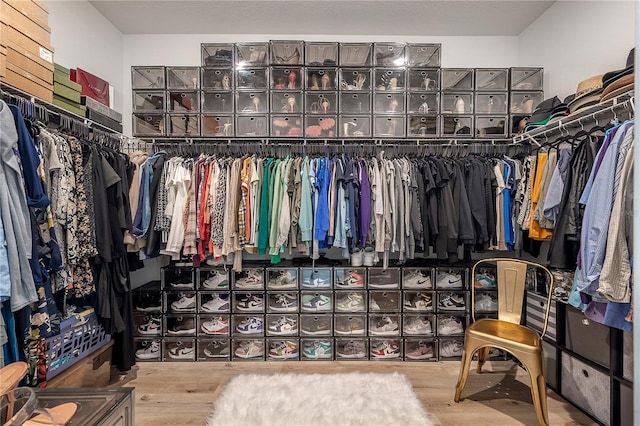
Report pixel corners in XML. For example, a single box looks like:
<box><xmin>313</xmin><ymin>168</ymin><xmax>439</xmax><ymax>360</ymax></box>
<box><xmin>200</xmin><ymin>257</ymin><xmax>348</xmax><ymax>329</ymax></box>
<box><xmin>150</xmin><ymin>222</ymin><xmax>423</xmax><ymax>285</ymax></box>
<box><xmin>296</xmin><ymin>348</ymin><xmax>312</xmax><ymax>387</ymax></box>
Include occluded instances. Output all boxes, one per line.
<box><xmin>112</xmin><ymin>361</ymin><xmax>596</xmax><ymax>425</ymax></box>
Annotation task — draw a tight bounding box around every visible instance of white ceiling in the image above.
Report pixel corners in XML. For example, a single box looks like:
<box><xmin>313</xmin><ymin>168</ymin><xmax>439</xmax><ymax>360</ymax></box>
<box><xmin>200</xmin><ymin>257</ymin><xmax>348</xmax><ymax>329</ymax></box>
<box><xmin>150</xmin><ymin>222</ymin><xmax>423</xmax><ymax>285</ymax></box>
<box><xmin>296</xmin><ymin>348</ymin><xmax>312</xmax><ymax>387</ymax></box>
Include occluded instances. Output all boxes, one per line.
<box><xmin>89</xmin><ymin>0</ymin><xmax>555</xmax><ymax>36</ymax></box>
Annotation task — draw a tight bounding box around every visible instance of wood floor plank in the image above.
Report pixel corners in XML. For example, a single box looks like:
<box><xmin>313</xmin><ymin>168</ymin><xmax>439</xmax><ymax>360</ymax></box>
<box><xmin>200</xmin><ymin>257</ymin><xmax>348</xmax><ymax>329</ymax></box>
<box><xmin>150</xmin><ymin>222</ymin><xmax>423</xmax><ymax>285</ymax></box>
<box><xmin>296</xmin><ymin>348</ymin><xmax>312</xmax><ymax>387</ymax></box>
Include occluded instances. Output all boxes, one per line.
<box><xmin>113</xmin><ymin>361</ymin><xmax>597</xmax><ymax>425</ymax></box>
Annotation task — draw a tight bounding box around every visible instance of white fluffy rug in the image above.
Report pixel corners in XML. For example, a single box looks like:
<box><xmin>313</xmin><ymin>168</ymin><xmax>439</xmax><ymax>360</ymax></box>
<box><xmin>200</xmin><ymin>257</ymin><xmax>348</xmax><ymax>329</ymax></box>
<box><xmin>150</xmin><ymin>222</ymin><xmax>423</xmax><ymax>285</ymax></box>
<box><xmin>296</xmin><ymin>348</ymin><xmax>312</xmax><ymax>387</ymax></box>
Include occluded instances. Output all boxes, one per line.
<box><xmin>207</xmin><ymin>372</ymin><xmax>434</xmax><ymax>426</ymax></box>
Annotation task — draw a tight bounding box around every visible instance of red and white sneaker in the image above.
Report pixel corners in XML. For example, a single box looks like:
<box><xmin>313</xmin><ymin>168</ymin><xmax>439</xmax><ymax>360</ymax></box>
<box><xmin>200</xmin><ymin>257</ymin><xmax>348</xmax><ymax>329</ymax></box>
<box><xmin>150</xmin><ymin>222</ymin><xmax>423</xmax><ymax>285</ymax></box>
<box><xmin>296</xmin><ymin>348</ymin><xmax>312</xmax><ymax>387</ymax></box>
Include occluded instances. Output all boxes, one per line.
<box><xmin>370</xmin><ymin>340</ymin><xmax>401</xmax><ymax>358</ymax></box>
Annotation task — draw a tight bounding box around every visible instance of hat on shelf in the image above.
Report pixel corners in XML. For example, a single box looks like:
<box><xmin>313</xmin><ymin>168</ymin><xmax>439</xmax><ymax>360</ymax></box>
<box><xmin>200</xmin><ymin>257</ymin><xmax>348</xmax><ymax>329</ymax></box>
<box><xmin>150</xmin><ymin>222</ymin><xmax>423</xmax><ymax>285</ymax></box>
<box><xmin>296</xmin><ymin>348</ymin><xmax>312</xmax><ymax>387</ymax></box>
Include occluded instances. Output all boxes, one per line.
<box><xmin>600</xmin><ymin>73</ymin><xmax>634</xmax><ymax>102</ymax></box>
<box><xmin>602</xmin><ymin>48</ymin><xmax>634</xmax><ymax>89</ymax></box>
<box><xmin>525</xmin><ymin>96</ymin><xmax>566</xmax><ymax>131</ymax></box>
<box><xmin>567</xmin><ymin>74</ymin><xmax>604</xmax><ymax>114</ymax></box>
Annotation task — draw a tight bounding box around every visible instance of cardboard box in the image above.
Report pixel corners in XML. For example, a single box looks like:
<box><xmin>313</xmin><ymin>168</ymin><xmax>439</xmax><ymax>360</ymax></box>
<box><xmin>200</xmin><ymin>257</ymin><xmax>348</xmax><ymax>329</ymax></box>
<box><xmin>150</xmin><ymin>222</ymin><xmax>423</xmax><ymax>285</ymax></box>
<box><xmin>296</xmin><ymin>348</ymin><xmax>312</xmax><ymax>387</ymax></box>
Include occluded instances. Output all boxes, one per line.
<box><xmin>32</xmin><ymin>0</ymin><xmax>48</xmax><ymax>14</ymax></box>
<box><xmin>1</xmin><ymin>1</ymin><xmax>50</xmax><ymax>46</ymax></box>
<box><xmin>4</xmin><ymin>24</ymin><xmax>54</xmax><ymax>70</ymax></box>
<box><xmin>53</xmin><ymin>94</ymin><xmax>86</xmax><ymax>116</ymax></box>
<box><xmin>54</xmin><ymin>82</ymin><xmax>81</xmax><ymax>103</ymax></box>
<box><xmin>2</xmin><ymin>0</ymin><xmax>50</xmax><ymax>32</ymax></box>
<box><xmin>7</xmin><ymin>46</ymin><xmax>53</xmax><ymax>85</ymax></box>
<box><xmin>0</xmin><ymin>52</ymin><xmax>6</xmax><ymax>78</ymax></box>
<box><xmin>2</xmin><ymin>62</ymin><xmax>53</xmax><ymax>102</ymax></box>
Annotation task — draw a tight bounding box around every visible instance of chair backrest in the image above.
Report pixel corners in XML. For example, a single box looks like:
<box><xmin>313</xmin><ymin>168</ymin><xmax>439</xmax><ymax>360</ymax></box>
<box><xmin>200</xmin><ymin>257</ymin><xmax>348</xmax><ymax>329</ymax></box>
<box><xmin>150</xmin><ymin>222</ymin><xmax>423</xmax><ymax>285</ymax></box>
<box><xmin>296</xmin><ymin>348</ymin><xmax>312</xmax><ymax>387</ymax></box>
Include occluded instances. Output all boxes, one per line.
<box><xmin>471</xmin><ymin>258</ymin><xmax>555</xmax><ymax>337</ymax></box>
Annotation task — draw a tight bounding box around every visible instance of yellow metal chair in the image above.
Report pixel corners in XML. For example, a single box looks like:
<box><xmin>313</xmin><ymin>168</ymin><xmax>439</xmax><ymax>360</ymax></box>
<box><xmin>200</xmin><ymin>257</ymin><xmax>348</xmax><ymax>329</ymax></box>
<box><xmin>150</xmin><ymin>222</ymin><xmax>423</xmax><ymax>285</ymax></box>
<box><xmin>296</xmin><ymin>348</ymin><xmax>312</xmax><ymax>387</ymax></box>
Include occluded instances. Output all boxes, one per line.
<box><xmin>454</xmin><ymin>258</ymin><xmax>554</xmax><ymax>426</ymax></box>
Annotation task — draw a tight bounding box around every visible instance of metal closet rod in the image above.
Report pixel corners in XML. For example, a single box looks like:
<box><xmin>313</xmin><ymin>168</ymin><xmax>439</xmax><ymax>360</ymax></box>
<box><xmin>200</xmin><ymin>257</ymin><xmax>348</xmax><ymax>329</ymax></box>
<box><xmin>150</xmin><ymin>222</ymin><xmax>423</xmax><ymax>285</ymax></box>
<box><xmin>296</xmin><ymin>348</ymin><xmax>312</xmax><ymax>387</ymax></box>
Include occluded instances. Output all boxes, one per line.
<box><xmin>0</xmin><ymin>82</ymin><xmax>132</xmax><ymax>144</ymax></box>
<box><xmin>148</xmin><ymin>137</ymin><xmax>514</xmax><ymax>146</ymax></box>
<box><xmin>514</xmin><ymin>92</ymin><xmax>635</xmax><ymax>145</ymax></box>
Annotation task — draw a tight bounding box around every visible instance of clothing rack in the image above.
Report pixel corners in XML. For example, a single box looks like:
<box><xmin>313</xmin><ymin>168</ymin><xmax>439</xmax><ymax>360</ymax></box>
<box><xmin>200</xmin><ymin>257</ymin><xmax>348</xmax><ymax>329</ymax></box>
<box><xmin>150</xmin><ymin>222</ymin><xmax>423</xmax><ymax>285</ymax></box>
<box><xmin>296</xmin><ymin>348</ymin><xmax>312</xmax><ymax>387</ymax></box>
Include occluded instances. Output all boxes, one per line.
<box><xmin>0</xmin><ymin>82</ymin><xmax>138</xmax><ymax>151</ymax></box>
<box><xmin>513</xmin><ymin>91</ymin><xmax>635</xmax><ymax>145</ymax></box>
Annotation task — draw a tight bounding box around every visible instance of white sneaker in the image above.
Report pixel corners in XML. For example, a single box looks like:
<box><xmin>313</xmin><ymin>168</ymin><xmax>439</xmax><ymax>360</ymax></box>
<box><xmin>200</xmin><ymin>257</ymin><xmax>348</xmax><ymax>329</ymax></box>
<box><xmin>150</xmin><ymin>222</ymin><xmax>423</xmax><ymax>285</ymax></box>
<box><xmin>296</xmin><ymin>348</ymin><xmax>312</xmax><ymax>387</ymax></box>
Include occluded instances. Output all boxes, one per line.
<box><xmin>235</xmin><ymin>270</ymin><xmax>264</xmax><ymax>289</ymax></box>
<box><xmin>476</xmin><ymin>294</ymin><xmax>498</xmax><ymax>312</ymax></box>
<box><xmin>167</xmin><ymin>342</ymin><xmax>195</xmax><ymax>360</ymax></box>
<box><xmin>201</xmin><ymin>294</ymin><xmax>230</xmax><ymax>313</ymax></box>
<box><xmin>436</xmin><ymin>272</ymin><xmax>464</xmax><ymax>289</ymax></box>
<box><xmin>202</xmin><ymin>270</ymin><xmax>229</xmax><ymax>289</ymax></box>
<box><xmin>136</xmin><ymin>340</ymin><xmax>160</xmax><ymax>359</ymax></box>
<box><xmin>440</xmin><ymin>340</ymin><xmax>464</xmax><ymax>357</ymax></box>
<box><xmin>335</xmin><ymin>293</ymin><xmax>365</xmax><ymax>312</ymax></box>
<box><xmin>370</xmin><ymin>340</ymin><xmax>401</xmax><ymax>358</ymax></box>
<box><xmin>301</xmin><ymin>275</ymin><xmax>331</xmax><ymax>289</ymax></box>
<box><xmin>267</xmin><ymin>316</ymin><xmax>298</xmax><ymax>335</ymax></box>
<box><xmin>369</xmin><ymin>316</ymin><xmax>399</xmax><ymax>335</ymax></box>
<box><xmin>438</xmin><ymin>317</ymin><xmax>464</xmax><ymax>335</ymax></box>
<box><xmin>235</xmin><ymin>341</ymin><xmax>264</xmax><ymax>358</ymax></box>
<box><xmin>404</xmin><ymin>317</ymin><xmax>433</xmax><ymax>335</ymax></box>
<box><xmin>201</xmin><ymin>317</ymin><xmax>229</xmax><ymax>335</ymax></box>
<box><xmin>171</xmin><ymin>294</ymin><xmax>196</xmax><ymax>312</ymax></box>
<box><xmin>137</xmin><ymin>316</ymin><xmax>162</xmax><ymax>336</ymax></box>
<box><xmin>438</xmin><ymin>294</ymin><xmax>466</xmax><ymax>311</ymax></box>
<box><xmin>403</xmin><ymin>270</ymin><xmax>433</xmax><ymax>289</ymax></box>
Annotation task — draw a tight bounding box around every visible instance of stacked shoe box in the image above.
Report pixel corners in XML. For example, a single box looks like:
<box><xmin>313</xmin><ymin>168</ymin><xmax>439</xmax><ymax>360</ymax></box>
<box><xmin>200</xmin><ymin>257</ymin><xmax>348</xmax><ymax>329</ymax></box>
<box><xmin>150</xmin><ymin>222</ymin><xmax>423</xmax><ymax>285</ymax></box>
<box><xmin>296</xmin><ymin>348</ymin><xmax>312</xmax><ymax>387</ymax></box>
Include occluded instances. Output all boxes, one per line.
<box><xmin>406</xmin><ymin>44</ymin><xmax>441</xmax><ymax>137</ymax></box>
<box><xmin>52</xmin><ymin>63</ymin><xmax>86</xmax><ymax>117</ymax></box>
<box><xmin>0</xmin><ymin>0</ymin><xmax>54</xmax><ymax>102</ymax></box>
<box><xmin>131</xmin><ymin>66</ymin><xmax>167</xmax><ymax>136</ymax></box>
<box><xmin>139</xmin><ymin>264</ymin><xmax>476</xmax><ymax>362</ymax></box>
<box><xmin>508</xmin><ymin>68</ymin><xmax>544</xmax><ymax>135</ymax></box>
<box><xmin>82</xmin><ymin>95</ymin><xmax>123</xmax><ymax>133</ymax></box>
<box><xmin>474</xmin><ymin>69</ymin><xmax>509</xmax><ymax>138</ymax></box>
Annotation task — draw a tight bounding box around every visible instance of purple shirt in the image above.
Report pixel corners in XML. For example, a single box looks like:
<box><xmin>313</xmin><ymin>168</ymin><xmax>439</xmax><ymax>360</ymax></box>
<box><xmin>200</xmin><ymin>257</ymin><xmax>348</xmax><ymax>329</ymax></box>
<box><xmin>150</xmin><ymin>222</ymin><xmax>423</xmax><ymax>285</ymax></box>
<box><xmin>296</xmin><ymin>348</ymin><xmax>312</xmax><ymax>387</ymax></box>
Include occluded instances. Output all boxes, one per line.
<box><xmin>359</xmin><ymin>159</ymin><xmax>371</xmax><ymax>246</ymax></box>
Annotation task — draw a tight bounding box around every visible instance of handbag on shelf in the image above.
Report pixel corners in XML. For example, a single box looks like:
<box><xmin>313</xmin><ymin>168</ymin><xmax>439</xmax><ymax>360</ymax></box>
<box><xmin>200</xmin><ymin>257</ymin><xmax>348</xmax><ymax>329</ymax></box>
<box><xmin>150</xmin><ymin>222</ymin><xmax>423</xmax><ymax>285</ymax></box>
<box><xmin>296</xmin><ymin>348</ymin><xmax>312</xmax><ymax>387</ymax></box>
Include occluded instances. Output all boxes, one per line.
<box><xmin>70</xmin><ymin>68</ymin><xmax>110</xmax><ymax>107</ymax></box>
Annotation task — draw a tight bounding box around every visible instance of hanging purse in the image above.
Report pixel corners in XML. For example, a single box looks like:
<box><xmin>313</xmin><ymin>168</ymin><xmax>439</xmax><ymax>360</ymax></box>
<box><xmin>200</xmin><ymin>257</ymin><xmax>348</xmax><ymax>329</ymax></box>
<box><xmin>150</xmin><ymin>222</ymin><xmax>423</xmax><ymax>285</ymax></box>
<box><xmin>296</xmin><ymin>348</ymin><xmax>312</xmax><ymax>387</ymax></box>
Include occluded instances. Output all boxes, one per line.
<box><xmin>70</xmin><ymin>68</ymin><xmax>110</xmax><ymax>107</ymax></box>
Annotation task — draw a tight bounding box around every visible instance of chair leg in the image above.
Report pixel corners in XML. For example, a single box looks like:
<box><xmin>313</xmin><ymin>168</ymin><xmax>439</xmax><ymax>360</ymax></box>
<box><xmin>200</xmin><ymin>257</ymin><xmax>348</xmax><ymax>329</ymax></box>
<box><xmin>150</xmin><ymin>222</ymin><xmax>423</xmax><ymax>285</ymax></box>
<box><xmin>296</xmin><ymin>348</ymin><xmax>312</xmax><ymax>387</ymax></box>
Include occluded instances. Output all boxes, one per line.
<box><xmin>454</xmin><ymin>345</ymin><xmax>475</xmax><ymax>402</ymax></box>
<box><xmin>476</xmin><ymin>346</ymin><xmax>490</xmax><ymax>373</ymax></box>
<box><xmin>522</xmin><ymin>355</ymin><xmax>549</xmax><ymax>426</ymax></box>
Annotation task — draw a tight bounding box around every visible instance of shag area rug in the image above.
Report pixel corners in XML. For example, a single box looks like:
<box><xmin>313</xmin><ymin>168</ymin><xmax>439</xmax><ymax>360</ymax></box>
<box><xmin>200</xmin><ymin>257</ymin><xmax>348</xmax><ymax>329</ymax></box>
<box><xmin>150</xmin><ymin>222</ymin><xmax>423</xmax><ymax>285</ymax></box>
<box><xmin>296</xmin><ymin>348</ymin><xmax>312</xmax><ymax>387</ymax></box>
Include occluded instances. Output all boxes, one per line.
<box><xmin>207</xmin><ymin>372</ymin><xmax>434</xmax><ymax>426</ymax></box>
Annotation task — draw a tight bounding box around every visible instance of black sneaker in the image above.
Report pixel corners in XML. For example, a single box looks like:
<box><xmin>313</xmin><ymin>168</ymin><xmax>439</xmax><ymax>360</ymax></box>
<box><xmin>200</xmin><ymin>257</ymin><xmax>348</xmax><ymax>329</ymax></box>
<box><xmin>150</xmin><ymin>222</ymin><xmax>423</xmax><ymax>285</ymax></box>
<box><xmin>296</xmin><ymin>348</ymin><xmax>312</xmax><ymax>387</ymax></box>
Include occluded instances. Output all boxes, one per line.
<box><xmin>135</xmin><ymin>295</ymin><xmax>162</xmax><ymax>313</ymax></box>
<box><xmin>167</xmin><ymin>317</ymin><xmax>196</xmax><ymax>335</ymax></box>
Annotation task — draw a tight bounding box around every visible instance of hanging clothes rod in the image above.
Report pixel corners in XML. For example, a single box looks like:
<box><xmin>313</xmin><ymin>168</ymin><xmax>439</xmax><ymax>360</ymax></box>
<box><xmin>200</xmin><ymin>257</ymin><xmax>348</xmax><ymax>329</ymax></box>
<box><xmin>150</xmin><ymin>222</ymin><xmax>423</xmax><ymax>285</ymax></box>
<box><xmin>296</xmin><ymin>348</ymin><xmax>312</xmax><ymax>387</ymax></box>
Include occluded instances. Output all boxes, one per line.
<box><xmin>148</xmin><ymin>137</ymin><xmax>513</xmax><ymax>146</ymax></box>
<box><xmin>513</xmin><ymin>92</ymin><xmax>635</xmax><ymax>144</ymax></box>
<box><xmin>0</xmin><ymin>82</ymin><xmax>133</xmax><ymax>145</ymax></box>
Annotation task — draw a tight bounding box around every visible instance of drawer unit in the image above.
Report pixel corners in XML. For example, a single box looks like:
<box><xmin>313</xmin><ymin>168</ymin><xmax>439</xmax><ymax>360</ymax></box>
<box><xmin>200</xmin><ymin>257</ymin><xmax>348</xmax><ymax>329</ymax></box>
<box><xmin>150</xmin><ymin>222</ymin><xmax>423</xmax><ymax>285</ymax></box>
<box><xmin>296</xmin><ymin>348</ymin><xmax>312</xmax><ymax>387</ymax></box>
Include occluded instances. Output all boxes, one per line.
<box><xmin>475</xmin><ymin>68</ymin><xmax>508</xmax><ymax>91</ymax></box>
<box><xmin>373</xmin><ymin>116</ymin><xmax>405</xmax><ymax>137</ymax></box>
<box><xmin>167</xmin><ymin>91</ymin><xmax>199</xmax><ymax>112</ymax></box>
<box><xmin>510</xmin><ymin>67</ymin><xmax>543</xmax><ymax>91</ymax></box>
<box><xmin>334</xmin><ymin>314</ymin><xmax>367</xmax><ymax>336</ymax></box>
<box><xmin>336</xmin><ymin>338</ymin><xmax>368</xmax><ymax>360</ymax></box>
<box><xmin>167</xmin><ymin>113</ymin><xmax>199</xmax><ymax>136</ymax></box>
<box><xmin>165</xmin><ymin>314</ymin><xmax>197</xmax><ymax>337</ymax></box>
<box><xmin>232</xmin><ymin>314</ymin><xmax>265</xmax><ymax>336</ymax></box>
<box><xmin>339</xmin><ymin>68</ymin><xmax>372</xmax><ymax>91</ymax></box>
<box><xmin>133</xmin><ymin>113</ymin><xmax>165</xmax><ymax>136</ymax></box>
<box><xmin>407</xmin><ymin>68</ymin><xmax>439</xmax><ymax>91</ymax></box>
<box><xmin>334</xmin><ymin>268</ymin><xmax>366</xmax><ymax>289</ymax></box>
<box><xmin>198</xmin><ymin>339</ymin><xmax>231</xmax><ymax>361</ymax></box>
<box><xmin>134</xmin><ymin>313</ymin><xmax>162</xmax><ymax>337</ymax></box>
<box><xmin>561</xmin><ymin>352</ymin><xmax>611</xmax><ymax>425</ymax></box>
<box><xmin>306</xmin><ymin>67</ymin><xmax>338</xmax><ymax>91</ymax></box>
<box><xmin>305</xmin><ymin>42</ymin><xmax>338</xmax><ymax>66</ymax></box>
<box><xmin>236</xmin><ymin>115</ymin><xmax>268</xmax><ymax>137</ymax></box>
<box><xmin>437</xmin><ymin>291</ymin><xmax>468</xmax><ymax>313</ymax></box>
<box><xmin>369</xmin><ymin>290</ymin><xmax>402</xmax><ymax>312</ymax></box>
<box><xmin>232</xmin><ymin>268</ymin><xmax>265</xmax><ymax>290</ymax></box>
<box><xmin>166</xmin><ymin>67</ymin><xmax>200</xmax><ymax>89</ymax></box>
<box><xmin>441</xmin><ymin>68</ymin><xmax>474</xmax><ymax>91</ymax></box>
<box><xmin>304</xmin><ymin>116</ymin><xmax>337</xmax><ymax>138</ymax></box>
<box><xmin>236</xmin><ymin>42</ymin><xmax>269</xmax><ymax>67</ymax></box>
<box><xmin>266</xmin><ymin>314</ymin><xmax>299</xmax><ymax>336</ymax></box>
<box><xmin>370</xmin><ymin>338</ymin><xmax>402</xmax><ymax>360</ymax></box>
<box><xmin>236</xmin><ymin>91</ymin><xmax>269</xmax><ymax>114</ymax></box>
<box><xmin>300</xmin><ymin>338</ymin><xmax>333</xmax><ymax>360</ymax></box>
<box><xmin>132</xmin><ymin>90</ymin><xmax>165</xmax><ymax>112</ymax></box>
<box><xmin>163</xmin><ymin>338</ymin><xmax>196</xmax><ymax>361</ymax></box>
<box><xmin>475</xmin><ymin>93</ymin><xmax>508</xmax><ymax>114</ymax></box>
<box><xmin>439</xmin><ymin>337</ymin><xmax>464</xmax><ymax>359</ymax></box>
<box><xmin>373</xmin><ymin>68</ymin><xmax>406</xmax><ymax>91</ymax></box>
<box><xmin>300</xmin><ymin>314</ymin><xmax>332</xmax><ymax>336</ymax></box>
<box><xmin>236</xmin><ymin>68</ymin><xmax>269</xmax><ymax>90</ymax></box>
<box><xmin>339</xmin><ymin>43</ymin><xmax>372</xmax><ymax>66</ymax></box>
<box><xmin>132</xmin><ymin>66</ymin><xmax>165</xmax><ymax>89</ymax></box>
<box><xmin>436</xmin><ymin>314</ymin><xmax>467</xmax><ymax>337</ymax></box>
<box><xmin>475</xmin><ymin>116</ymin><xmax>507</xmax><ymax>138</ymax></box>
<box><xmin>300</xmin><ymin>267</ymin><xmax>333</xmax><ymax>289</ymax></box>
<box><xmin>135</xmin><ymin>338</ymin><xmax>162</xmax><ymax>361</ymax></box>
<box><xmin>266</xmin><ymin>268</ymin><xmax>299</xmax><ymax>290</ymax></box>
<box><xmin>232</xmin><ymin>292</ymin><xmax>265</xmax><ymax>313</ymax></box>
<box><xmin>542</xmin><ymin>340</ymin><xmax>557</xmax><ymax>389</ymax></box>
<box><xmin>201</xmin><ymin>43</ymin><xmax>234</xmax><ymax>67</ymax></box>
<box><xmin>201</xmin><ymin>115</ymin><xmax>234</xmax><ymax>137</ymax></box>
<box><xmin>266</xmin><ymin>292</ymin><xmax>299</xmax><ymax>313</ymax></box>
<box><xmin>202</xmin><ymin>92</ymin><xmax>234</xmax><ymax>113</ymax></box>
<box><xmin>339</xmin><ymin>116</ymin><xmax>371</xmax><ymax>138</ymax></box>
<box><xmin>525</xmin><ymin>291</ymin><xmax>557</xmax><ymax>342</ymax></box>
<box><xmin>271</xmin><ymin>91</ymin><xmax>303</xmax><ymax>114</ymax></box>
<box><xmin>334</xmin><ymin>291</ymin><xmax>367</xmax><ymax>313</ymax></box>
<box><xmin>403</xmin><ymin>314</ymin><xmax>435</xmax><ymax>336</ymax></box>
<box><xmin>406</xmin><ymin>44</ymin><xmax>441</xmax><ymax>68</ymax></box>
<box><xmin>407</xmin><ymin>115</ymin><xmax>439</xmax><ymax>137</ymax></box>
<box><xmin>510</xmin><ymin>91</ymin><xmax>543</xmax><ymax>115</ymax></box>
<box><xmin>441</xmin><ymin>93</ymin><xmax>473</xmax><ymax>114</ymax></box>
<box><xmin>198</xmin><ymin>315</ymin><xmax>230</xmax><ymax>337</ymax></box>
<box><xmin>300</xmin><ymin>291</ymin><xmax>333</xmax><ymax>312</ymax></box>
<box><xmin>441</xmin><ymin>115</ymin><xmax>473</xmax><ymax>136</ymax></box>
<box><xmin>374</xmin><ymin>93</ymin><xmax>405</xmax><ymax>114</ymax></box>
<box><xmin>435</xmin><ymin>268</ymin><xmax>467</xmax><ymax>290</ymax></box>
<box><xmin>232</xmin><ymin>338</ymin><xmax>265</xmax><ymax>360</ymax></box>
<box><xmin>267</xmin><ymin>338</ymin><xmax>300</xmax><ymax>360</ymax></box>
<box><xmin>407</xmin><ymin>93</ymin><xmax>438</xmax><ymax>114</ymax></box>
<box><xmin>403</xmin><ymin>291</ymin><xmax>434</xmax><ymax>312</ymax></box>
<box><xmin>165</xmin><ymin>291</ymin><xmax>196</xmax><ymax>314</ymax></box>
<box><xmin>340</xmin><ymin>92</ymin><xmax>372</xmax><ymax>114</ymax></box>
<box><xmin>374</xmin><ymin>42</ymin><xmax>406</xmax><ymax>67</ymax></box>
<box><xmin>369</xmin><ymin>314</ymin><xmax>401</xmax><ymax>336</ymax></box>
<box><xmin>306</xmin><ymin>92</ymin><xmax>337</xmax><ymax>114</ymax></box>
<box><xmin>368</xmin><ymin>267</ymin><xmax>401</xmax><ymax>289</ymax></box>
<box><xmin>404</xmin><ymin>339</ymin><xmax>437</xmax><ymax>361</ymax></box>
<box><xmin>271</xmin><ymin>115</ymin><xmax>303</xmax><ymax>137</ymax></box>
<box><xmin>271</xmin><ymin>66</ymin><xmax>303</xmax><ymax>90</ymax></box>
<box><xmin>270</xmin><ymin>40</ymin><xmax>304</xmax><ymax>65</ymax></box>
<box><xmin>202</xmin><ymin>68</ymin><xmax>233</xmax><ymax>90</ymax></box>
<box><xmin>565</xmin><ymin>306</ymin><xmax>611</xmax><ymax>368</ymax></box>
